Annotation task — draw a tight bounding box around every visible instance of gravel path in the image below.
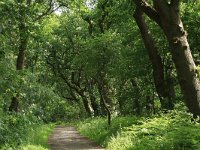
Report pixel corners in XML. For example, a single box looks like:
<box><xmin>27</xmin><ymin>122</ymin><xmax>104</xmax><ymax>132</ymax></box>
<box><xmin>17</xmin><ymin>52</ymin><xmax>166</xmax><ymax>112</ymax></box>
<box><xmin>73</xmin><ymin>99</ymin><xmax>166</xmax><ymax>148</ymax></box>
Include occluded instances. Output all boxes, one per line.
<box><xmin>48</xmin><ymin>126</ymin><xmax>105</xmax><ymax>150</ymax></box>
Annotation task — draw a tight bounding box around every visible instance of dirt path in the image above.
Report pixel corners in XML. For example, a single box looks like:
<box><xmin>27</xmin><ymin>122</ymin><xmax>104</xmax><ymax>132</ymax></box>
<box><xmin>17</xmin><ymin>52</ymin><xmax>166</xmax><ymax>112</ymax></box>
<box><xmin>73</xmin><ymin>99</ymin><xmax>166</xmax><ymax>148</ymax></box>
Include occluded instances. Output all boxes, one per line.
<box><xmin>48</xmin><ymin>126</ymin><xmax>105</xmax><ymax>150</ymax></box>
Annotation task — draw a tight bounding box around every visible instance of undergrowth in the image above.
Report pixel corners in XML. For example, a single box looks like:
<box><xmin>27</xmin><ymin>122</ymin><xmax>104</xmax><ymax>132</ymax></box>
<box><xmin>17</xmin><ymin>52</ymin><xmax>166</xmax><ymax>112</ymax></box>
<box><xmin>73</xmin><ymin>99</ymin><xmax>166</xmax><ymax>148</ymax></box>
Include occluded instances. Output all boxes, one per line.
<box><xmin>77</xmin><ymin>111</ymin><xmax>200</xmax><ymax>150</ymax></box>
<box><xmin>20</xmin><ymin>124</ymin><xmax>55</xmax><ymax>150</ymax></box>
<box><xmin>0</xmin><ymin>113</ymin><xmax>38</xmax><ymax>149</ymax></box>
<box><xmin>0</xmin><ymin>112</ymin><xmax>54</xmax><ymax>149</ymax></box>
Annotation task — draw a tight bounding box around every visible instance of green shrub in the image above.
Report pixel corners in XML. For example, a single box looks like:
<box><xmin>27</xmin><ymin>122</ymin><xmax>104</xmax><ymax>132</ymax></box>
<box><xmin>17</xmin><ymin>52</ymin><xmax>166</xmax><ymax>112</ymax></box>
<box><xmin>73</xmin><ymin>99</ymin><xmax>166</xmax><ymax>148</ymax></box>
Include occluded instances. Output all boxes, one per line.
<box><xmin>0</xmin><ymin>113</ymin><xmax>38</xmax><ymax>149</ymax></box>
<box><xmin>0</xmin><ymin>112</ymin><xmax>54</xmax><ymax>149</ymax></box>
<box><xmin>77</xmin><ymin>116</ymin><xmax>138</xmax><ymax>147</ymax></box>
<box><xmin>20</xmin><ymin>124</ymin><xmax>55</xmax><ymax>150</ymax></box>
<box><xmin>77</xmin><ymin>111</ymin><xmax>200</xmax><ymax>150</ymax></box>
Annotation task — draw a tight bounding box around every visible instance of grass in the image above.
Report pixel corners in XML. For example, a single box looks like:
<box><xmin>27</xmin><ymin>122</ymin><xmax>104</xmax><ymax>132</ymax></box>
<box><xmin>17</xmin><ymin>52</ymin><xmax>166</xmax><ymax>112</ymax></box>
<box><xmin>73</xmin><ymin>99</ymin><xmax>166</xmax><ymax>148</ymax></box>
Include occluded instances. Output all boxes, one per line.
<box><xmin>77</xmin><ymin>111</ymin><xmax>200</xmax><ymax>150</ymax></box>
<box><xmin>21</xmin><ymin>145</ymin><xmax>49</xmax><ymax>150</ymax></box>
<box><xmin>77</xmin><ymin>116</ymin><xmax>138</xmax><ymax>147</ymax></box>
<box><xmin>20</xmin><ymin>124</ymin><xmax>55</xmax><ymax>150</ymax></box>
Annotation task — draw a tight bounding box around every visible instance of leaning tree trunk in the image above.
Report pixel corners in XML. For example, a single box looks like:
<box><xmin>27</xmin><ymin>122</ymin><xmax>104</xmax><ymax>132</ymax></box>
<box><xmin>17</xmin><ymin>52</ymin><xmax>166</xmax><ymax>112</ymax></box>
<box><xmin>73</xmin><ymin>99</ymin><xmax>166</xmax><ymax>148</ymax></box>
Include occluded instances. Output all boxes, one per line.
<box><xmin>134</xmin><ymin>0</ymin><xmax>200</xmax><ymax>116</ymax></box>
<box><xmin>88</xmin><ymin>81</ymin><xmax>100</xmax><ymax>117</ymax></box>
<box><xmin>165</xmin><ymin>20</ymin><xmax>200</xmax><ymax>116</ymax></box>
<box><xmin>159</xmin><ymin>2</ymin><xmax>200</xmax><ymax>116</ymax></box>
<box><xmin>133</xmin><ymin>7</ymin><xmax>175</xmax><ymax>110</ymax></box>
<box><xmin>80</xmin><ymin>92</ymin><xmax>93</xmax><ymax>117</ymax></box>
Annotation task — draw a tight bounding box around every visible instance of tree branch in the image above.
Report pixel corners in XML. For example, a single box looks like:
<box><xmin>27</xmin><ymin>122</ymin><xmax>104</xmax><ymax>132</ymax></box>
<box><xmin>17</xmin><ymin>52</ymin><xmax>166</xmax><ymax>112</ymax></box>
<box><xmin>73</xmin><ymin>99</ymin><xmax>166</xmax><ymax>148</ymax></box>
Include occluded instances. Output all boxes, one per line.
<box><xmin>58</xmin><ymin>69</ymin><xmax>83</xmax><ymax>96</ymax></box>
<box><xmin>34</xmin><ymin>0</ymin><xmax>66</xmax><ymax>21</ymax></box>
<box><xmin>34</xmin><ymin>0</ymin><xmax>53</xmax><ymax>21</ymax></box>
<box><xmin>153</xmin><ymin>0</ymin><xmax>170</xmax><ymax>22</ymax></box>
<box><xmin>81</xmin><ymin>16</ymin><xmax>93</xmax><ymax>35</ymax></box>
<box><xmin>98</xmin><ymin>0</ymin><xmax>109</xmax><ymax>33</ymax></box>
<box><xmin>134</xmin><ymin>0</ymin><xmax>161</xmax><ymax>26</ymax></box>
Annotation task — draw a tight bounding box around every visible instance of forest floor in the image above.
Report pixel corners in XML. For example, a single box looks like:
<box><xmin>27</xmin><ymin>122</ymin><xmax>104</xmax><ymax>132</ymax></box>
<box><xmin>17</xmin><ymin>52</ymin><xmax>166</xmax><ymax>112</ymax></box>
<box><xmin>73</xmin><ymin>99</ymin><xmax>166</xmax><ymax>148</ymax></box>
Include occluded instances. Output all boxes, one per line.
<box><xmin>48</xmin><ymin>126</ymin><xmax>105</xmax><ymax>150</ymax></box>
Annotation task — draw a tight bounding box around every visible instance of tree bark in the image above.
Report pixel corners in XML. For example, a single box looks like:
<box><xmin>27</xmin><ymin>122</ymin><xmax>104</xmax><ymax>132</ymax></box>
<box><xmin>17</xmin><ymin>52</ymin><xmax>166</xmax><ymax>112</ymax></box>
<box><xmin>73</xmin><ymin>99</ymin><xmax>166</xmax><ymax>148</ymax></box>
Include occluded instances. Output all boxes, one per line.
<box><xmin>166</xmin><ymin>21</ymin><xmax>200</xmax><ymax>116</ymax></box>
<box><xmin>9</xmin><ymin>38</ymin><xmax>27</xmax><ymax>112</ymax></box>
<box><xmin>134</xmin><ymin>0</ymin><xmax>200</xmax><ymax>116</ymax></box>
<box><xmin>88</xmin><ymin>81</ymin><xmax>100</xmax><ymax>116</ymax></box>
<box><xmin>9</xmin><ymin>12</ymin><xmax>28</xmax><ymax>112</ymax></box>
<box><xmin>97</xmin><ymin>79</ymin><xmax>111</xmax><ymax>126</ymax></box>
<box><xmin>130</xmin><ymin>78</ymin><xmax>141</xmax><ymax>115</ymax></box>
<box><xmin>157</xmin><ymin>1</ymin><xmax>200</xmax><ymax>116</ymax></box>
<box><xmin>90</xmin><ymin>94</ymin><xmax>99</xmax><ymax>117</ymax></box>
<box><xmin>80</xmin><ymin>92</ymin><xmax>93</xmax><ymax>117</ymax></box>
<box><xmin>63</xmin><ymin>73</ymin><xmax>93</xmax><ymax>117</ymax></box>
<box><xmin>133</xmin><ymin>7</ymin><xmax>174</xmax><ymax>110</ymax></box>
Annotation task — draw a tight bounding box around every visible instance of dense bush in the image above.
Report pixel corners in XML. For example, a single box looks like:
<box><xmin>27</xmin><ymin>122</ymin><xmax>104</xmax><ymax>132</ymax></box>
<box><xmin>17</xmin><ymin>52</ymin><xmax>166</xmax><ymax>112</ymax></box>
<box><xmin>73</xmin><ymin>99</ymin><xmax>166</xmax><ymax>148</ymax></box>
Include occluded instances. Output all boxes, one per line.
<box><xmin>0</xmin><ymin>62</ymin><xmax>80</xmax><ymax>122</ymax></box>
<box><xmin>0</xmin><ymin>57</ymin><xmax>79</xmax><ymax>148</ymax></box>
<box><xmin>0</xmin><ymin>113</ymin><xmax>38</xmax><ymax>149</ymax></box>
<box><xmin>0</xmin><ymin>112</ymin><xmax>55</xmax><ymax>149</ymax></box>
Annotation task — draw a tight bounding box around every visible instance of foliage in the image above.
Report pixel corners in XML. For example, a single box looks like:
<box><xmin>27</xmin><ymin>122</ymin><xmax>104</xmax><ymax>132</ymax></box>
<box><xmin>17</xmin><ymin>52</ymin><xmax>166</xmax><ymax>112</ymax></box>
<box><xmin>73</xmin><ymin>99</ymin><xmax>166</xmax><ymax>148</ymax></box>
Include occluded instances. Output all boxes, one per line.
<box><xmin>77</xmin><ymin>110</ymin><xmax>200</xmax><ymax>150</ymax></box>
<box><xmin>77</xmin><ymin>116</ymin><xmax>138</xmax><ymax>146</ymax></box>
<box><xmin>0</xmin><ymin>113</ymin><xmax>38</xmax><ymax>149</ymax></box>
<box><xmin>0</xmin><ymin>0</ymin><xmax>200</xmax><ymax>149</ymax></box>
<box><xmin>20</xmin><ymin>124</ymin><xmax>55</xmax><ymax>150</ymax></box>
<box><xmin>0</xmin><ymin>112</ymin><xmax>54</xmax><ymax>149</ymax></box>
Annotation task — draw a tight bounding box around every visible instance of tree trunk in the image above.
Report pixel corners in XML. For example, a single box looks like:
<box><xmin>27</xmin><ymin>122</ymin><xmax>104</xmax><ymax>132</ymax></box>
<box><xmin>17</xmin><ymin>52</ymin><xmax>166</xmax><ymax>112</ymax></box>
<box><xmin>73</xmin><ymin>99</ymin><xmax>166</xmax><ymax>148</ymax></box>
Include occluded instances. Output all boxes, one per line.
<box><xmin>166</xmin><ymin>23</ymin><xmax>200</xmax><ymax>116</ymax></box>
<box><xmin>160</xmin><ymin>2</ymin><xmax>200</xmax><ymax>116</ymax></box>
<box><xmin>9</xmin><ymin>38</ymin><xmax>27</xmax><ymax>112</ymax></box>
<box><xmin>134</xmin><ymin>0</ymin><xmax>200</xmax><ymax>116</ymax></box>
<box><xmin>88</xmin><ymin>81</ymin><xmax>100</xmax><ymax>117</ymax></box>
<box><xmin>80</xmin><ymin>92</ymin><xmax>93</xmax><ymax>117</ymax></box>
<box><xmin>97</xmin><ymin>79</ymin><xmax>111</xmax><ymax>126</ymax></box>
<box><xmin>90</xmin><ymin>94</ymin><xmax>99</xmax><ymax>117</ymax></box>
<box><xmin>9</xmin><ymin>21</ymin><xmax>28</xmax><ymax>112</ymax></box>
<box><xmin>130</xmin><ymin>78</ymin><xmax>141</xmax><ymax>115</ymax></box>
<box><xmin>164</xmin><ymin>58</ymin><xmax>176</xmax><ymax>109</ymax></box>
<box><xmin>9</xmin><ymin>97</ymin><xmax>19</xmax><ymax>112</ymax></box>
<box><xmin>16</xmin><ymin>46</ymin><xmax>25</xmax><ymax>70</ymax></box>
<box><xmin>133</xmin><ymin>7</ymin><xmax>174</xmax><ymax>110</ymax></box>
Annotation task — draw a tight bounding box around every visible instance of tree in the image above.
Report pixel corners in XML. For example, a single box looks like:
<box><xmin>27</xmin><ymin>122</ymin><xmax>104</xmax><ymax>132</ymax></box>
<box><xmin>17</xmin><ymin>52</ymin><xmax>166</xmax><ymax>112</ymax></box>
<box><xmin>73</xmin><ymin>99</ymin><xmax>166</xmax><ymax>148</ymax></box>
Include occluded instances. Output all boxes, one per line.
<box><xmin>133</xmin><ymin>6</ymin><xmax>175</xmax><ymax>110</ymax></box>
<box><xmin>6</xmin><ymin>0</ymin><xmax>61</xmax><ymax>111</ymax></box>
<box><xmin>134</xmin><ymin>0</ymin><xmax>200</xmax><ymax>116</ymax></box>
